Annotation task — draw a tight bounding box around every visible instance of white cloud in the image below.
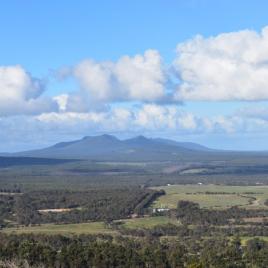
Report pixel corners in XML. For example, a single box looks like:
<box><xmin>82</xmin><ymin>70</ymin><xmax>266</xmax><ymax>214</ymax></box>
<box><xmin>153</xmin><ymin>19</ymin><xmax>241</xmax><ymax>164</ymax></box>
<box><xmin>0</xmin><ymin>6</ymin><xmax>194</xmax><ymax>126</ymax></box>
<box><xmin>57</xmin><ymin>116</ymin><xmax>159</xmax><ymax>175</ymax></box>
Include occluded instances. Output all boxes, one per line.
<box><xmin>36</xmin><ymin>104</ymin><xmax>199</xmax><ymax>133</ymax></box>
<box><xmin>67</xmin><ymin>50</ymin><xmax>166</xmax><ymax>110</ymax></box>
<box><xmin>135</xmin><ymin>104</ymin><xmax>184</xmax><ymax>130</ymax></box>
<box><xmin>178</xmin><ymin>113</ymin><xmax>197</xmax><ymax>130</ymax></box>
<box><xmin>53</xmin><ymin>94</ymin><xmax>69</xmax><ymax>111</ymax></box>
<box><xmin>0</xmin><ymin>65</ymin><xmax>57</xmax><ymax>115</ymax></box>
<box><xmin>174</xmin><ymin>26</ymin><xmax>268</xmax><ymax>101</ymax></box>
<box><xmin>35</xmin><ymin>104</ymin><xmax>219</xmax><ymax>134</ymax></box>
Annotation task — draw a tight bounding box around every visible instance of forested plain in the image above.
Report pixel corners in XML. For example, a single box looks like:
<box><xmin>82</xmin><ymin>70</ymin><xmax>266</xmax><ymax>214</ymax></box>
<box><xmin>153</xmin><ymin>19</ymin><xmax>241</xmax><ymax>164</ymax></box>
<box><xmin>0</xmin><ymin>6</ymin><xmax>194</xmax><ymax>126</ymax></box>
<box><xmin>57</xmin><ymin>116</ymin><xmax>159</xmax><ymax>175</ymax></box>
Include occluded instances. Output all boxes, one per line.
<box><xmin>1</xmin><ymin>154</ymin><xmax>268</xmax><ymax>267</ymax></box>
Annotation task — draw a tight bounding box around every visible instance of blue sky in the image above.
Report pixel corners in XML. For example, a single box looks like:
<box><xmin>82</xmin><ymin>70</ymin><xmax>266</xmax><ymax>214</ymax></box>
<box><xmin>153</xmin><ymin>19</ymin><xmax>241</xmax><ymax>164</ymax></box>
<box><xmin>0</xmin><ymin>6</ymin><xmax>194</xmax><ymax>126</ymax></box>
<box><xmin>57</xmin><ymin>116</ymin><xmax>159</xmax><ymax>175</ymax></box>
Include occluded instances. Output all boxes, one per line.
<box><xmin>1</xmin><ymin>0</ymin><xmax>268</xmax><ymax>151</ymax></box>
<box><xmin>1</xmin><ymin>1</ymin><xmax>268</xmax><ymax>74</ymax></box>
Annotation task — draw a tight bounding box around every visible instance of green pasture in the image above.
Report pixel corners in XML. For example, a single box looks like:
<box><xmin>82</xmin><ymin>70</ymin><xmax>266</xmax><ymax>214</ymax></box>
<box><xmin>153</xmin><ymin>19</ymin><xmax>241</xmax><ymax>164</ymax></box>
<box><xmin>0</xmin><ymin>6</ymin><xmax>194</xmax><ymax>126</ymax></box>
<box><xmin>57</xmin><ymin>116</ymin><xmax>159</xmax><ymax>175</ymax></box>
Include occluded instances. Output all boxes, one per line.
<box><xmin>151</xmin><ymin>184</ymin><xmax>268</xmax><ymax>209</ymax></box>
<box><xmin>2</xmin><ymin>216</ymin><xmax>174</xmax><ymax>235</ymax></box>
<box><xmin>120</xmin><ymin>216</ymin><xmax>179</xmax><ymax>229</ymax></box>
<box><xmin>2</xmin><ymin>222</ymin><xmax>115</xmax><ymax>235</ymax></box>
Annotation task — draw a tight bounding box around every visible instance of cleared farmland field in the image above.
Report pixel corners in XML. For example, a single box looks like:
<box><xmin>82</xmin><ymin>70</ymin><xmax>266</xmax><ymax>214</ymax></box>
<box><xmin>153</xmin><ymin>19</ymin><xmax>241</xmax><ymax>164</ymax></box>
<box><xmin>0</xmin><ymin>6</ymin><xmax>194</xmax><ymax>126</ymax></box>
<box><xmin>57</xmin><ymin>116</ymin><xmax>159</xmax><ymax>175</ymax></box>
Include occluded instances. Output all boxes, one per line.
<box><xmin>2</xmin><ymin>222</ymin><xmax>115</xmax><ymax>235</ymax></box>
<box><xmin>121</xmin><ymin>216</ymin><xmax>179</xmax><ymax>229</ymax></box>
<box><xmin>151</xmin><ymin>184</ymin><xmax>268</xmax><ymax>209</ymax></box>
<box><xmin>2</xmin><ymin>216</ymin><xmax>174</xmax><ymax>235</ymax></box>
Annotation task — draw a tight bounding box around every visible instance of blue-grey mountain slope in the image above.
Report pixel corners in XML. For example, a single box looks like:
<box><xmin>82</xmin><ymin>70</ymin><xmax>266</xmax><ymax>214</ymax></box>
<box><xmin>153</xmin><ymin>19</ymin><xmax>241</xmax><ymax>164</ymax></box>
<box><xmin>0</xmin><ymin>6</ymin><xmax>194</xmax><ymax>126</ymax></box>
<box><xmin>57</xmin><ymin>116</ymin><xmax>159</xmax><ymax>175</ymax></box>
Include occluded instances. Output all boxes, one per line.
<box><xmin>12</xmin><ymin>135</ymin><xmax>215</xmax><ymax>161</ymax></box>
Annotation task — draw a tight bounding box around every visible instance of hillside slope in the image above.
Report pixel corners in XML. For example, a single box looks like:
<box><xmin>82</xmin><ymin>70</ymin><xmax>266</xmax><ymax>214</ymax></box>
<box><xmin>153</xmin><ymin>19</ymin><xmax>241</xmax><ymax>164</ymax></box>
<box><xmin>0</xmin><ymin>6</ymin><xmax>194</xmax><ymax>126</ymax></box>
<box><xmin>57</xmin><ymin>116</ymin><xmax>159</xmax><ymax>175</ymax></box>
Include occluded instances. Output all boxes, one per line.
<box><xmin>11</xmin><ymin>135</ymin><xmax>214</xmax><ymax>161</ymax></box>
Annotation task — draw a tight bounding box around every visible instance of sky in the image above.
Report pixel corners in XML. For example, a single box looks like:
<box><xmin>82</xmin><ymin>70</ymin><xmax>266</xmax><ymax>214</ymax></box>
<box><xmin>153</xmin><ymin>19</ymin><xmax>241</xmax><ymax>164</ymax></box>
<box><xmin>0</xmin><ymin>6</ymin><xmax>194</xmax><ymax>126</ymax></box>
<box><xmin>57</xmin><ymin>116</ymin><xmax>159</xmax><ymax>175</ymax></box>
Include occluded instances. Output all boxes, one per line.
<box><xmin>1</xmin><ymin>0</ymin><xmax>268</xmax><ymax>151</ymax></box>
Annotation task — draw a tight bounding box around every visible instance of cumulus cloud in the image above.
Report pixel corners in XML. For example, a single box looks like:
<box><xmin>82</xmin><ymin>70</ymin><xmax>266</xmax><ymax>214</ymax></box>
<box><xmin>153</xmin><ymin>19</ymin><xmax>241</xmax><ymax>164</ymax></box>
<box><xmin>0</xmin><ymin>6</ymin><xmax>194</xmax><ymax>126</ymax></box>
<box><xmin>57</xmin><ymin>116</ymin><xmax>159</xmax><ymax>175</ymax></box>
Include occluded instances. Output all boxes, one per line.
<box><xmin>174</xmin><ymin>26</ymin><xmax>268</xmax><ymax>101</ymax></box>
<box><xmin>59</xmin><ymin>26</ymin><xmax>268</xmax><ymax>106</ymax></box>
<box><xmin>62</xmin><ymin>50</ymin><xmax>167</xmax><ymax>111</ymax></box>
<box><xmin>0</xmin><ymin>65</ymin><xmax>57</xmax><ymax>115</ymax></box>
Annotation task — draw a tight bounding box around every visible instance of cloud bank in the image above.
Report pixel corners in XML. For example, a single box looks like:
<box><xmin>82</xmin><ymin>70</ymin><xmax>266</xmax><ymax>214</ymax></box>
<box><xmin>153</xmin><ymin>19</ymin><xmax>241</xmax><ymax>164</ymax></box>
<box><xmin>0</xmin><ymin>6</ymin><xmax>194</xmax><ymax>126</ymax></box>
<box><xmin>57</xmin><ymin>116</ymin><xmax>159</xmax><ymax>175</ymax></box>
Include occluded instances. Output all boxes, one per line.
<box><xmin>2</xmin><ymin>103</ymin><xmax>268</xmax><ymax>150</ymax></box>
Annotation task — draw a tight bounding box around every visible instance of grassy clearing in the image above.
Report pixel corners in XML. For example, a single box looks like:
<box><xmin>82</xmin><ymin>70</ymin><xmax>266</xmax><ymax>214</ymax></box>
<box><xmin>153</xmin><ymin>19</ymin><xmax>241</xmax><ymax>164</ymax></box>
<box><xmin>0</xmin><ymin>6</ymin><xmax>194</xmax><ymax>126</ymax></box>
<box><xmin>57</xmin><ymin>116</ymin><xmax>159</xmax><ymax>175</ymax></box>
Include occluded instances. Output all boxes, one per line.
<box><xmin>152</xmin><ymin>193</ymin><xmax>250</xmax><ymax>209</ymax></box>
<box><xmin>151</xmin><ymin>184</ymin><xmax>268</xmax><ymax>209</ymax></box>
<box><xmin>2</xmin><ymin>222</ymin><xmax>116</xmax><ymax>235</ymax></box>
<box><xmin>120</xmin><ymin>216</ymin><xmax>179</xmax><ymax>229</ymax></box>
<box><xmin>2</xmin><ymin>216</ymin><xmax>174</xmax><ymax>235</ymax></box>
<box><xmin>240</xmin><ymin>236</ymin><xmax>268</xmax><ymax>245</ymax></box>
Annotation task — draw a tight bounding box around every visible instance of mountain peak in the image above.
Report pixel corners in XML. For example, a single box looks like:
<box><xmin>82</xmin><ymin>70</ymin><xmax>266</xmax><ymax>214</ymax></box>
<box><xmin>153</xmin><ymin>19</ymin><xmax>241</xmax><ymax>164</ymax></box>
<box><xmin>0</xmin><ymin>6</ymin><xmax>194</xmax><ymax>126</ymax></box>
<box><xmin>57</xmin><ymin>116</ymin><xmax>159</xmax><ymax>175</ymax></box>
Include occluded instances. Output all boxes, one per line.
<box><xmin>134</xmin><ymin>135</ymin><xmax>149</xmax><ymax>141</ymax></box>
<box><xmin>100</xmin><ymin>134</ymin><xmax>118</xmax><ymax>140</ymax></box>
<box><xmin>124</xmin><ymin>135</ymin><xmax>155</xmax><ymax>147</ymax></box>
<box><xmin>82</xmin><ymin>134</ymin><xmax>118</xmax><ymax>141</ymax></box>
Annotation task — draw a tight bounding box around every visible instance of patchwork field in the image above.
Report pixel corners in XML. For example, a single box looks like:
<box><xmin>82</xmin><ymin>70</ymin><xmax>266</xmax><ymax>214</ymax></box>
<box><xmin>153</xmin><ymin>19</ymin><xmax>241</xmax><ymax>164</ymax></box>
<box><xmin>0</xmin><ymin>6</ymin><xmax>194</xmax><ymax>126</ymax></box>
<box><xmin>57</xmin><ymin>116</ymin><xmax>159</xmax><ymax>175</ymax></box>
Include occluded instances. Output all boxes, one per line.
<box><xmin>151</xmin><ymin>184</ymin><xmax>268</xmax><ymax>209</ymax></box>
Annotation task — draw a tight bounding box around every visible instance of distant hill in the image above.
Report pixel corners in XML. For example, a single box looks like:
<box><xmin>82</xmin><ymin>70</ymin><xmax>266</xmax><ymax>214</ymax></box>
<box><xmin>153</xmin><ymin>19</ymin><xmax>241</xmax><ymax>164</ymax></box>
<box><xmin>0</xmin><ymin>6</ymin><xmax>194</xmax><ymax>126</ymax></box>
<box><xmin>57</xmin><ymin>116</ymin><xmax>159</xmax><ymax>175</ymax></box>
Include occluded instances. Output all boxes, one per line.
<box><xmin>10</xmin><ymin>134</ymin><xmax>216</xmax><ymax>161</ymax></box>
<box><xmin>154</xmin><ymin>138</ymin><xmax>214</xmax><ymax>152</ymax></box>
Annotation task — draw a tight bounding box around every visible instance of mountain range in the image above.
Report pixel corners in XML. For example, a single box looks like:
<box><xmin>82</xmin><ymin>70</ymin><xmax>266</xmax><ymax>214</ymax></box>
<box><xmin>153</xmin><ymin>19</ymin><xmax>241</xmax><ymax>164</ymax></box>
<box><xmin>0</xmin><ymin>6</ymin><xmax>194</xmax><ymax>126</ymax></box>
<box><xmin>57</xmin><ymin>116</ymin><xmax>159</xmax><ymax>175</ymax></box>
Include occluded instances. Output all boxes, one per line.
<box><xmin>9</xmin><ymin>135</ymin><xmax>214</xmax><ymax>161</ymax></box>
